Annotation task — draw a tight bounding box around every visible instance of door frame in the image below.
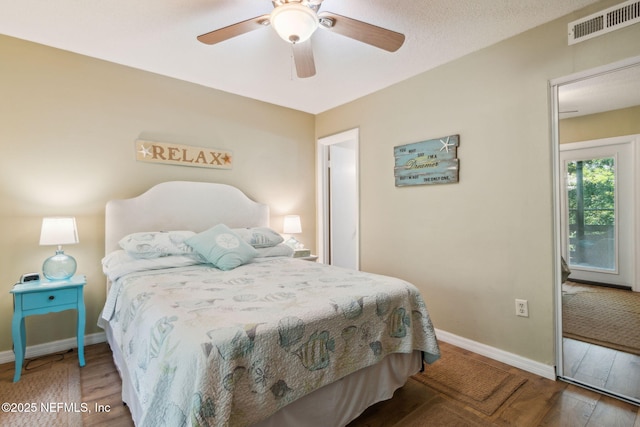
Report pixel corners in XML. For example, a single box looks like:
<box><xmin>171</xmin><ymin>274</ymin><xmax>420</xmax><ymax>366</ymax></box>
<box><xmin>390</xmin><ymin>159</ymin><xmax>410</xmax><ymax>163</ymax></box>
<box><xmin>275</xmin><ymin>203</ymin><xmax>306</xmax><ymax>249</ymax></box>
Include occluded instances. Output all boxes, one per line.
<box><xmin>316</xmin><ymin>128</ymin><xmax>360</xmax><ymax>267</ymax></box>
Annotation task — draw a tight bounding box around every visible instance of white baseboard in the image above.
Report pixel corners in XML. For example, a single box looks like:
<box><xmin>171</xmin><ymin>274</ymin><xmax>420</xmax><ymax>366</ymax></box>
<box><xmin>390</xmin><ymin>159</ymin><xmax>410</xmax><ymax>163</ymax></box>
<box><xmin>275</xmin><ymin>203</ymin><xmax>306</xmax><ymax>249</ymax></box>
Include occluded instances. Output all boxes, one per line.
<box><xmin>0</xmin><ymin>332</ymin><xmax>107</xmax><ymax>365</ymax></box>
<box><xmin>435</xmin><ymin>328</ymin><xmax>557</xmax><ymax>380</ymax></box>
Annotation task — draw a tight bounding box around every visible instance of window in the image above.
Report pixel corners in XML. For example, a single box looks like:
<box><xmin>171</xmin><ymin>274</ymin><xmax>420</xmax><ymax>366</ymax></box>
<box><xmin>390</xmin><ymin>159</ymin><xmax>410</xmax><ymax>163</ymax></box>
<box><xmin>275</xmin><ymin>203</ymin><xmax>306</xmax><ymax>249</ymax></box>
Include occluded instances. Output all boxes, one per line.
<box><xmin>565</xmin><ymin>157</ymin><xmax>616</xmax><ymax>271</ymax></box>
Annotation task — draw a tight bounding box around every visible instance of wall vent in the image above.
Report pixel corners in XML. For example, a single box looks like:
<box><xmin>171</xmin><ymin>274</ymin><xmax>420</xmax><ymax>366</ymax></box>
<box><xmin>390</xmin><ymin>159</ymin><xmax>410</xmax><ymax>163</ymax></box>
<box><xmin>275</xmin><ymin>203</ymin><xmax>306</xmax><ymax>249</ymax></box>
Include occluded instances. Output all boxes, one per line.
<box><xmin>568</xmin><ymin>0</ymin><xmax>640</xmax><ymax>45</ymax></box>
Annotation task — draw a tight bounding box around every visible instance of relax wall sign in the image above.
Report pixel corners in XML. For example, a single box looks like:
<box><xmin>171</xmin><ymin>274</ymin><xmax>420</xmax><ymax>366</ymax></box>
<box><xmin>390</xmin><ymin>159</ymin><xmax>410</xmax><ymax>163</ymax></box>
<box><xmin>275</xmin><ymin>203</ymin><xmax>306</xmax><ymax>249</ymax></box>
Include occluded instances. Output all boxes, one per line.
<box><xmin>394</xmin><ymin>135</ymin><xmax>459</xmax><ymax>186</ymax></box>
<box><xmin>135</xmin><ymin>139</ymin><xmax>233</xmax><ymax>170</ymax></box>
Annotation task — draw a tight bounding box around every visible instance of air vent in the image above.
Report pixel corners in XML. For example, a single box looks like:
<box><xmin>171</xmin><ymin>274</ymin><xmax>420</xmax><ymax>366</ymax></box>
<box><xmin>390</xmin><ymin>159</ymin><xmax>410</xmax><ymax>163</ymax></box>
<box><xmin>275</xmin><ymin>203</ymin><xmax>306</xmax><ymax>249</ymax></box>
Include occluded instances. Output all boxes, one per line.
<box><xmin>568</xmin><ymin>0</ymin><xmax>640</xmax><ymax>45</ymax></box>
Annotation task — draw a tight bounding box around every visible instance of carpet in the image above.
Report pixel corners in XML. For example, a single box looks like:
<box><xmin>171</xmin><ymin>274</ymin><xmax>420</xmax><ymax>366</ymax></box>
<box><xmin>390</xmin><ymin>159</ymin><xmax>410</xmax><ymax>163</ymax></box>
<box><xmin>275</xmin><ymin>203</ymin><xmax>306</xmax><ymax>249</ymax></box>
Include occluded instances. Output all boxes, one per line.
<box><xmin>0</xmin><ymin>364</ymin><xmax>82</xmax><ymax>427</ymax></box>
<box><xmin>563</xmin><ymin>281</ymin><xmax>640</xmax><ymax>356</ymax></box>
<box><xmin>412</xmin><ymin>347</ymin><xmax>526</xmax><ymax>416</ymax></box>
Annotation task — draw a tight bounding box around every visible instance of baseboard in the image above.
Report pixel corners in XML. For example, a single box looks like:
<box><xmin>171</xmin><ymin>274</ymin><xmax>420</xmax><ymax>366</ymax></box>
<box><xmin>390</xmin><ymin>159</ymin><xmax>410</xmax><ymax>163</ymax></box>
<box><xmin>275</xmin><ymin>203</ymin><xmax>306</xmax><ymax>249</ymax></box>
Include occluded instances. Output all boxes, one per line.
<box><xmin>0</xmin><ymin>332</ymin><xmax>107</xmax><ymax>365</ymax></box>
<box><xmin>435</xmin><ymin>328</ymin><xmax>557</xmax><ymax>380</ymax></box>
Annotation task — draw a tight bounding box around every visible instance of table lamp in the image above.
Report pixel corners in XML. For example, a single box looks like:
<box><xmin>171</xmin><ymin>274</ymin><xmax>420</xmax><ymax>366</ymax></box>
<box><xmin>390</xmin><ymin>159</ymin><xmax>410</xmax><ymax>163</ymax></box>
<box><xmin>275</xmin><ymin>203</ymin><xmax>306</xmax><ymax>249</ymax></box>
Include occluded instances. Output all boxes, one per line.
<box><xmin>283</xmin><ymin>215</ymin><xmax>302</xmax><ymax>249</ymax></box>
<box><xmin>39</xmin><ymin>217</ymin><xmax>79</xmax><ymax>280</ymax></box>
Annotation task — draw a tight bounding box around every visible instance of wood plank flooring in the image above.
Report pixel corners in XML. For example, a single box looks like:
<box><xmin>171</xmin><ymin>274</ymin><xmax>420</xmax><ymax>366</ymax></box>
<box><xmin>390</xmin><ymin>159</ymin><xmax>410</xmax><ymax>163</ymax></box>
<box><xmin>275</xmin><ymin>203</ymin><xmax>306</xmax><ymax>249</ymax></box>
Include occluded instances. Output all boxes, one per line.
<box><xmin>563</xmin><ymin>338</ymin><xmax>640</xmax><ymax>401</ymax></box>
<box><xmin>350</xmin><ymin>342</ymin><xmax>640</xmax><ymax>427</ymax></box>
<box><xmin>1</xmin><ymin>341</ymin><xmax>638</xmax><ymax>426</ymax></box>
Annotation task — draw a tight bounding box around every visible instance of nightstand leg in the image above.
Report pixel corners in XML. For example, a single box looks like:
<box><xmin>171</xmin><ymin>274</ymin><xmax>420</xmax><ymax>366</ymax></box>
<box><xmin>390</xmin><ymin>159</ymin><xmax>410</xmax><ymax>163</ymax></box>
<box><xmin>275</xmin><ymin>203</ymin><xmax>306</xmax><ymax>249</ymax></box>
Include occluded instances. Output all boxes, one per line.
<box><xmin>20</xmin><ymin>318</ymin><xmax>26</xmax><ymax>356</ymax></box>
<box><xmin>77</xmin><ymin>304</ymin><xmax>86</xmax><ymax>367</ymax></box>
<box><xmin>12</xmin><ymin>315</ymin><xmax>25</xmax><ymax>382</ymax></box>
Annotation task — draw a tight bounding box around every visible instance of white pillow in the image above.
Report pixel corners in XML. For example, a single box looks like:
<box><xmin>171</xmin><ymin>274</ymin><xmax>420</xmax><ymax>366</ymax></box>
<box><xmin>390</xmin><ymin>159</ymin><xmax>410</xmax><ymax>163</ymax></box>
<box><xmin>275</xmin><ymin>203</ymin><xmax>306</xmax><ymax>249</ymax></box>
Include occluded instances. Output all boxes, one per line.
<box><xmin>119</xmin><ymin>231</ymin><xmax>197</xmax><ymax>258</ymax></box>
<box><xmin>102</xmin><ymin>250</ymin><xmax>204</xmax><ymax>282</ymax></box>
<box><xmin>232</xmin><ymin>227</ymin><xmax>284</xmax><ymax>248</ymax></box>
<box><xmin>254</xmin><ymin>244</ymin><xmax>294</xmax><ymax>258</ymax></box>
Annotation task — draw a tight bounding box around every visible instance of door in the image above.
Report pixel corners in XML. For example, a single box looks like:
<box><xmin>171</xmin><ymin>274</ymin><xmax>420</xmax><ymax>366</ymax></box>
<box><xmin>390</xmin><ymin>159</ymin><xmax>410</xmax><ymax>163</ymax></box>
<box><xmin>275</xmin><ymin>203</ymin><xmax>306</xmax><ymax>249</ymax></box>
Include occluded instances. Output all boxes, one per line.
<box><xmin>317</xmin><ymin>129</ymin><xmax>359</xmax><ymax>269</ymax></box>
<box><xmin>552</xmin><ymin>58</ymin><xmax>640</xmax><ymax>407</ymax></box>
<box><xmin>560</xmin><ymin>139</ymin><xmax>634</xmax><ymax>287</ymax></box>
<box><xmin>328</xmin><ymin>140</ymin><xmax>358</xmax><ymax>269</ymax></box>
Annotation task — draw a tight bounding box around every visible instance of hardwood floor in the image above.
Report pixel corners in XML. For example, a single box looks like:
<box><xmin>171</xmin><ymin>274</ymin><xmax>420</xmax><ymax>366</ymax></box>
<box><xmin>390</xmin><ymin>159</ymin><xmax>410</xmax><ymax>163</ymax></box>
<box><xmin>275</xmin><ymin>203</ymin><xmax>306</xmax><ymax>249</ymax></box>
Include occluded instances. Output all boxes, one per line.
<box><xmin>0</xmin><ymin>343</ymin><xmax>134</xmax><ymax>427</ymax></box>
<box><xmin>351</xmin><ymin>342</ymin><xmax>640</xmax><ymax>427</ymax></box>
<box><xmin>563</xmin><ymin>338</ymin><xmax>640</xmax><ymax>401</ymax></box>
<box><xmin>1</xmin><ymin>341</ymin><xmax>638</xmax><ymax>426</ymax></box>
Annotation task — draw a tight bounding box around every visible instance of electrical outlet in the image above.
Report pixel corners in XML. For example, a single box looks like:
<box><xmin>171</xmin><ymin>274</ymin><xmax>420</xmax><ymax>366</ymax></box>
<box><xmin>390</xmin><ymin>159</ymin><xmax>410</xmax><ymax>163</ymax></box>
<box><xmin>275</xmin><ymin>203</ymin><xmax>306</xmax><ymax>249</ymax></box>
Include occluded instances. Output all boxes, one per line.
<box><xmin>515</xmin><ymin>299</ymin><xmax>529</xmax><ymax>317</ymax></box>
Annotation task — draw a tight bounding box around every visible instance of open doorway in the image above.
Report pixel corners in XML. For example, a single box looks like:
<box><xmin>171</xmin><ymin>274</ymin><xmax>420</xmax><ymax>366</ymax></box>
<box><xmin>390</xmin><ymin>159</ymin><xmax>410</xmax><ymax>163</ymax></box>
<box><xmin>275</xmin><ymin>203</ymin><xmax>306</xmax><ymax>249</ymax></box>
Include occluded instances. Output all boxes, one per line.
<box><xmin>317</xmin><ymin>128</ymin><xmax>359</xmax><ymax>269</ymax></box>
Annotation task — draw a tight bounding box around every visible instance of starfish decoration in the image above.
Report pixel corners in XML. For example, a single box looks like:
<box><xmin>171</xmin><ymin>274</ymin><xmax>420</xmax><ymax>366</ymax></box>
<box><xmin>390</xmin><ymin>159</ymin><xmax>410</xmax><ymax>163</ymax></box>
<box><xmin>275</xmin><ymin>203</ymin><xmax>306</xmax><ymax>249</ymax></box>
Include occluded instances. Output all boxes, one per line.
<box><xmin>138</xmin><ymin>144</ymin><xmax>152</xmax><ymax>158</ymax></box>
<box><xmin>439</xmin><ymin>136</ymin><xmax>455</xmax><ymax>153</ymax></box>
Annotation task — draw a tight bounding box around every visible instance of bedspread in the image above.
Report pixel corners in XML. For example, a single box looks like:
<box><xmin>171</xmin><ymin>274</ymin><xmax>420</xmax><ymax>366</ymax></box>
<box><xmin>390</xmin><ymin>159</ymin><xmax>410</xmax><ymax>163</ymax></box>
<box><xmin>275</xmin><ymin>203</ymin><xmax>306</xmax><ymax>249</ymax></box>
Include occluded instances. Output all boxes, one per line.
<box><xmin>100</xmin><ymin>257</ymin><xmax>440</xmax><ymax>426</ymax></box>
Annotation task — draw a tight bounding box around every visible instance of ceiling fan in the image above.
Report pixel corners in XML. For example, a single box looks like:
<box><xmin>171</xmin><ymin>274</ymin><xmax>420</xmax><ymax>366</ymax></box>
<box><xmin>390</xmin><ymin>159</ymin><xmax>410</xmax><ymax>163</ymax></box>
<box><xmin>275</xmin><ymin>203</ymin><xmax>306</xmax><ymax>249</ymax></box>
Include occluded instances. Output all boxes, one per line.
<box><xmin>197</xmin><ymin>0</ymin><xmax>405</xmax><ymax>78</ymax></box>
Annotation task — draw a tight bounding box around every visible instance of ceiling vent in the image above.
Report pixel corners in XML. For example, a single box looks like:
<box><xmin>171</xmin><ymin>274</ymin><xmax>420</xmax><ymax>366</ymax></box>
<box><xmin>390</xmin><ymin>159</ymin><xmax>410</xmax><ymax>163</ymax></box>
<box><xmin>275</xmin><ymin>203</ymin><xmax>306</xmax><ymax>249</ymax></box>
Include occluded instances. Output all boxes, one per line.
<box><xmin>568</xmin><ymin>0</ymin><xmax>640</xmax><ymax>45</ymax></box>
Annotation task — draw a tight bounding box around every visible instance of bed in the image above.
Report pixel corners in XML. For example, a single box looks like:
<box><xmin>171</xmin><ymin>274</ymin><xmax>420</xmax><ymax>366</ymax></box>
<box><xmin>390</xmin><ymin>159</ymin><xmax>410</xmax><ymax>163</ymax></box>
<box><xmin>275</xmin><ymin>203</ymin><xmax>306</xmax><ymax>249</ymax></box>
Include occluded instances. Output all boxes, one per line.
<box><xmin>98</xmin><ymin>181</ymin><xmax>440</xmax><ymax>426</ymax></box>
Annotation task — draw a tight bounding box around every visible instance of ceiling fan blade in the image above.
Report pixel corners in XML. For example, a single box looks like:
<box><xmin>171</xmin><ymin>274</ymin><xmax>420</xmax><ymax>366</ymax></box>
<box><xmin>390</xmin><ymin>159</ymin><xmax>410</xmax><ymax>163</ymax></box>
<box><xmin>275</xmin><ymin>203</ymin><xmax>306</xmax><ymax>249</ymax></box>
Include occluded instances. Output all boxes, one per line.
<box><xmin>292</xmin><ymin>40</ymin><xmax>316</xmax><ymax>78</ymax></box>
<box><xmin>318</xmin><ymin>12</ymin><xmax>405</xmax><ymax>52</ymax></box>
<box><xmin>197</xmin><ymin>15</ymin><xmax>270</xmax><ymax>45</ymax></box>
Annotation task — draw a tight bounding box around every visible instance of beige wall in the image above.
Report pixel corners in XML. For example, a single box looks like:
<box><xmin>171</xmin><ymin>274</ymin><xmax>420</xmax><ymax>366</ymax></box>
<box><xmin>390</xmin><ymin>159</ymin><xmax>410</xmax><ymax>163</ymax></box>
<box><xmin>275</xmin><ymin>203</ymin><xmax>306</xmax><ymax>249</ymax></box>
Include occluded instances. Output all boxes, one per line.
<box><xmin>560</xmin><ymin>105</ymin><xmax>640</xmax><ymax>143</ymax></box>
<box><xmin>316</xmin><ymin>0</ymin><xmax>640</xmax><ymax>365</ymax></box>
<box><xmin>0</xmin><ymin>35</ymin><xmax>316</xmax><ymax>352</ymax></box>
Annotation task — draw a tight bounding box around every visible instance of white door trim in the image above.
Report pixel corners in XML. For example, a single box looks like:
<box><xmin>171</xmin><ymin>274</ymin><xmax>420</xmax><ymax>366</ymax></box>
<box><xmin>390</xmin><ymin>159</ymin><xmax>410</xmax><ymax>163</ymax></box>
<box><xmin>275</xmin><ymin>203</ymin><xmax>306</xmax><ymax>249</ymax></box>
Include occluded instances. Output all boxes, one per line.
<box><xmin>316</xmin><ymin>128</ymin><xmax>359</xmax><ymax>266</ymax></box>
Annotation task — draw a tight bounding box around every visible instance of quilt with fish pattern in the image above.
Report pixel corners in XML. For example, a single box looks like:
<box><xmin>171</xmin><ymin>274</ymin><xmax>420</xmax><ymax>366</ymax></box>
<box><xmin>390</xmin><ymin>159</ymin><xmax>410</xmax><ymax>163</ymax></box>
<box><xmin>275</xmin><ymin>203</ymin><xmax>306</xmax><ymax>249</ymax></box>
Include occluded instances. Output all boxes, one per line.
<box><xmin>101</xmin><ymin>257</ymin><xmax>440</xmax><ymax>426</ymax></box>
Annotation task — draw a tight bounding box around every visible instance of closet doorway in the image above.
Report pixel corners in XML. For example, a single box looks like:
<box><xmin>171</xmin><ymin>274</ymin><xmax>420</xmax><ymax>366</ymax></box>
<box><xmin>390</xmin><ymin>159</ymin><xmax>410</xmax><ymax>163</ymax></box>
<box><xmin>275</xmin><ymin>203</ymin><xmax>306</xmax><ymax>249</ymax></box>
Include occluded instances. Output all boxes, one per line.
<box><xmin>551</xmin><ymin>57</ymin><xmax>640</xmax><ymax>405</ymax></box>
<box><xmin>317</xmin><ymin>128</ymin><xmax>360</xmax><ymax>269</ymax></box>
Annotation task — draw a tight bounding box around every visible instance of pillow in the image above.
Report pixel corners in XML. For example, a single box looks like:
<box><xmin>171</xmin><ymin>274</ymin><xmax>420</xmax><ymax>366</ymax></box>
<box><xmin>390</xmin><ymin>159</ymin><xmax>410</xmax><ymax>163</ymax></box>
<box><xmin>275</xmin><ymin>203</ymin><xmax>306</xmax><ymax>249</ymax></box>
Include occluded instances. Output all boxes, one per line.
<box><xmin>232</xmin><ymin>227</ymin><xmax>284</xmax><ymax>248</ymax></box>
<box><xmin>254</xmin><ymin>244</ymin><xmax>294</xmax><ymax>258</ymax></box>
<box><xmin>102</xmin><ymin>250</ymin><xmax>204</xmax><ymax>282</ymax></box>
<box><xmin>119</xmin><ymin>231</ymin><xmax>197</xmax><ymax>259</ymax></box>
<box><xmin>186</xmin><ymin>224</ymin><xmax>258</xmax><ymax>270</ymax></box>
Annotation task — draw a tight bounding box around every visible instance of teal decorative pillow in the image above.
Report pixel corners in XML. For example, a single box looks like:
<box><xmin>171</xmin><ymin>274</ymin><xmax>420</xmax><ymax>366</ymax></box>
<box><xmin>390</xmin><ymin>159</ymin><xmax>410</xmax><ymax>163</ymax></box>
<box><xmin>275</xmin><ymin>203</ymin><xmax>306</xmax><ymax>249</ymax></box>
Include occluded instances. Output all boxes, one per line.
<box><xmin>186</xmin><ymin>224</ymin><xmax>258</xmax><ymax>270</ymax></box>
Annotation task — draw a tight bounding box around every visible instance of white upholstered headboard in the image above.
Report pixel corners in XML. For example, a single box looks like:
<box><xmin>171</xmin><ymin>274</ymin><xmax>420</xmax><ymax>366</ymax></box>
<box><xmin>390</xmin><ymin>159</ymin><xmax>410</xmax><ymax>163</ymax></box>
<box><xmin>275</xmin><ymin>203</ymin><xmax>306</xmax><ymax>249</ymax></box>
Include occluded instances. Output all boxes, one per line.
<box><xmin>105</xmin><ymin>181</ymin><xmax>270</xmax><ymax>254</ymax></box>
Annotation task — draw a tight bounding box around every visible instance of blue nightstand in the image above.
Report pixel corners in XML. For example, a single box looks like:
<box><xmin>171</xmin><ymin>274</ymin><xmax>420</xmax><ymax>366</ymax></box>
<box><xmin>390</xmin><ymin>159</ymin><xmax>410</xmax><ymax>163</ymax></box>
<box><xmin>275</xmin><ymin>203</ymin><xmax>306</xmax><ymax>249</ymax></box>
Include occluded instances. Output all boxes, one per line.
<box><xmin>10</xmin><ymin>275</ymin><xmax>86</xmax><ymax>382</ymax></box>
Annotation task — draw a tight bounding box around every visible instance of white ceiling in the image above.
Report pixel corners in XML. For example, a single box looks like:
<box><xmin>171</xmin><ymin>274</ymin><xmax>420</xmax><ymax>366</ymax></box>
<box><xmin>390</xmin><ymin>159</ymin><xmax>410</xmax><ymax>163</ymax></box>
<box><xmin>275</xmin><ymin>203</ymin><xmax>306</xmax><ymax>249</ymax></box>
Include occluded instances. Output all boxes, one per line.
<box><xmin>0</xmin><ymin>0</ymin><xmax>606</xmax><ymax>114</ymax></box>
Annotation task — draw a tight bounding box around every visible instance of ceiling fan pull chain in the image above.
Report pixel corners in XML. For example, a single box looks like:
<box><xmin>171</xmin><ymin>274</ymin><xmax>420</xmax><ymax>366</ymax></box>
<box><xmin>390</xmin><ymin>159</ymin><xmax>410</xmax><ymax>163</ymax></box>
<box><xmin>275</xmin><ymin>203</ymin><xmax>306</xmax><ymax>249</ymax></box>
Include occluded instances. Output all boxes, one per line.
<box><xmin>290</xmin><ymin>46</ymin><xmax>295</xmax><ymax>81</ymax></box>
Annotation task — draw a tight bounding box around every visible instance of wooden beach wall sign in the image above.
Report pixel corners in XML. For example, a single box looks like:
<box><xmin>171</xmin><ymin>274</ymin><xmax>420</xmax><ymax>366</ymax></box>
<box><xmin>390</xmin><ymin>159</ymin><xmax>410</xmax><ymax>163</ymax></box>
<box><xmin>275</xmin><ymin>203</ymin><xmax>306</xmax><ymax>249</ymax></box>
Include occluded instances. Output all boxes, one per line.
<box><xmin>394</xmin><ymin>135</ymin><xmax>459</xmax><ymax>186</ymax></box>
<box><xmin>135</xmin><ymin>139</ymin><xmax>232</xmax><ymax>170</ymax></box>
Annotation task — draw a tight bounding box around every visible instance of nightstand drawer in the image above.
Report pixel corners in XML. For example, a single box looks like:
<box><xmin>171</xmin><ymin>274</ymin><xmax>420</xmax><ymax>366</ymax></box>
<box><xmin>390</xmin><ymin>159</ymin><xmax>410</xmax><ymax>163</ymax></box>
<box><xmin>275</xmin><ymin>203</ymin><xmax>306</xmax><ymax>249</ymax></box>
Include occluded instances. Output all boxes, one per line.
<box><xmin>21</xmin><ymin>288</ymin><xmax>78</xmax><ymax>310</ymax></box>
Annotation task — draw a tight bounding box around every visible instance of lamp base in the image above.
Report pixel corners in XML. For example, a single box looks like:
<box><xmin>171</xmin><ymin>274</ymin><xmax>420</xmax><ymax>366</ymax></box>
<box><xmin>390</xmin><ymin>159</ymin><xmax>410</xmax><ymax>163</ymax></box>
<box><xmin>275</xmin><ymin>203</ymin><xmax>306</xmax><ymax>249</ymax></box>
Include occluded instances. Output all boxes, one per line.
<box><xmin>42</xmin><ymin>250</ymin><xmax>77</xmax><ymax>281</ymax></box>
<box><xmin>285</xmin><ymin>237</ymin><xmax>303</xmax><ymax>249</ymax></box>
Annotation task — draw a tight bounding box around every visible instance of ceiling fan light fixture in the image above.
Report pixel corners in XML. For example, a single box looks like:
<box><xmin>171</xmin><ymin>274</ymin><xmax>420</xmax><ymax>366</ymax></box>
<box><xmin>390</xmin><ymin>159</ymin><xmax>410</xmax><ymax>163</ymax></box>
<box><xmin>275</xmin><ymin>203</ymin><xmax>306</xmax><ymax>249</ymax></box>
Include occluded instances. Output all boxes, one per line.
<box><xmin>270</xmin><ymin>3</ymin><xmax>318</xmax><ymax>44</ymax></box>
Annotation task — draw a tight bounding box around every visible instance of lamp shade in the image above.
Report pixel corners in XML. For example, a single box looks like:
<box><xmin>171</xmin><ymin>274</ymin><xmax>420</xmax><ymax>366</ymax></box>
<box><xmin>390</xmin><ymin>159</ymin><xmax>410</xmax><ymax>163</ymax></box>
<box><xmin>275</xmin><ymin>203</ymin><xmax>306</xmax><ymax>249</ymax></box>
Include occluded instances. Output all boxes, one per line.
<box><xmin>40</xmin><ymin>217</ymin><xmax>79</xmax><ymax>245</ymax></box>
<box><xmin>283</xmin><ymin>215</ymin><xmax>302</xmax><ymax>234</ymax></box>
<box><xmin>40</xmin><ymin>217</ymin><xmax>79</xmax><ymax>280</ymax></box>
<box><xmin>270</xmin><ymin>3</ymin><xmax>318</xmax><ymax>44</ymax></box>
